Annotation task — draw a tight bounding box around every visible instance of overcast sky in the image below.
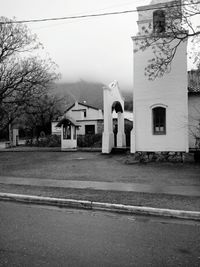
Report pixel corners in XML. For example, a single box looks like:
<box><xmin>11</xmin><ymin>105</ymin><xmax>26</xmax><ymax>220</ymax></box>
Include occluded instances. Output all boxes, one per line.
<box><xmin>1</xmin><ymin>0</ymin><xmax>152</xmax><ymax>91</ymax></box>
<box><xmin>1</xmin><ymin>0</ymin><xmax>198</xmax><ymax>91</ymax></box>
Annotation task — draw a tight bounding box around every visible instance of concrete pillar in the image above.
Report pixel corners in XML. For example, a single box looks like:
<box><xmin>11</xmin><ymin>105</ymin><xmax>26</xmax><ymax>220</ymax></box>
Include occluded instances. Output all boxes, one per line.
<box><xmin>70</xmin><ymin>125</ymin><xmax>73</xmax><ymax>141</ymax></box>
<box><xmin>61</xmin><ymin>125</ymin><xmax>64</xmax><ymax>149</ymax></box>
<box><xmin>102</xmin><ymin>88</ymin><xmax>114</xmax><ymax>153</ymax></box>
<box><xmin>102</xmin><ymin>111</ymin><xmax>114</xmax><ymax>153</ymax></box>
<box><xmin>12</xmin><ymin>129</ymin><xmax>19</xmax><ymax>146</ymax></box>
<box><xmin>9</xmin><ymin>123</ymin><xmax>12</xmax><ymax>144</ymax></box>
<box><xmin>130</xmin><ymin>129</ymin><xmax>136</xmax><ymax>153</ymax></box>
<box><xmin>117</xmin><ymin>112</ymin><xmax>126</xmax><ymax>147</ymax></box>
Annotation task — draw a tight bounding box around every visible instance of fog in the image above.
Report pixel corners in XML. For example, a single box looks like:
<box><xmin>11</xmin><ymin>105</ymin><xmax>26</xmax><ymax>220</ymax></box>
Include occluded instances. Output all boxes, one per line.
<box><xmin>1</xmin><ymin>0</ymin><xmax>196</xmax><ymax>92</ymax></box>
<box><xmin>1</xmin><ymin>0</ymin><xmax>151</xmax><ymax>91</ymax></box>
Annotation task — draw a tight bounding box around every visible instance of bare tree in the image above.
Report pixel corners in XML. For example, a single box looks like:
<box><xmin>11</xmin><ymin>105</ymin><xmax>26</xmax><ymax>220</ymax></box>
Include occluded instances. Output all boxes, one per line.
<box><xmin>23</xmin><ymin>94</ymin><xmax>64</xmax><ymax>138</ymax></box>
<box><xmin>0</xmin><ymin>17</ymin><xmax>60</xmax><ymax>135</ymax></box>
<box><xmin>0</xmin><ymin>16</ymin><xmax>40</xmax><ymax>61</ymax></box>
<box><xmin>134</xmin><ymin>0</ymin><xmax>200</xmax><ymax>79</ymax></box>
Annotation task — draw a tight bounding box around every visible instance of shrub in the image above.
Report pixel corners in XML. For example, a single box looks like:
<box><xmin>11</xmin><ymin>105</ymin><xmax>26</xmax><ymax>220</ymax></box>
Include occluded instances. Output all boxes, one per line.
<box><xmin>77</xmin><ymin>134</ymin><xmax>102</xmax><ymax>147</ymax></box>
<box><xmin>25</xmin><ymin>134</ymin><xmax>61</xmax><ymax>147</ymax></box>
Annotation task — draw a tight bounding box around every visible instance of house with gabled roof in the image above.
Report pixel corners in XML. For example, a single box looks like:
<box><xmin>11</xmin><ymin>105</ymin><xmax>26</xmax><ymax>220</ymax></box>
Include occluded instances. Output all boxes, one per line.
<box><xmin>52</xmin><ymin>101</ymin><xmax>104</xmax><ymax>136</ymax></box>
<box><xmin>65</xmin><ymin>101</ymin><xmax>104</xmax><ymax>135</ymax></box>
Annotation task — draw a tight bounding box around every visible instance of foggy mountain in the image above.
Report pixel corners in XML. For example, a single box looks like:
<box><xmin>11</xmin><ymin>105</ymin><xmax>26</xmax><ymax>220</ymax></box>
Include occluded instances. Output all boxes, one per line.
<box><xmin>53</xmin><ymin>80</ymin><xmax>132</xmax><ymax>111</ymax></box>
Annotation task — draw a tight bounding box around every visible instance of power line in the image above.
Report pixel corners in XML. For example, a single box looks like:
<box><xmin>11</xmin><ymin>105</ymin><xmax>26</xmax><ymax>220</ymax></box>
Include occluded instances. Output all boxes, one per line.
<box><xmin>0</xmin><ymin>1</ymin><xmax>200</xmax><ymax>25</ymax></box>
<box><xmin>30</xmin><ymin>1</ymin><xmax>147</xmax><ymax>30</ymax></box>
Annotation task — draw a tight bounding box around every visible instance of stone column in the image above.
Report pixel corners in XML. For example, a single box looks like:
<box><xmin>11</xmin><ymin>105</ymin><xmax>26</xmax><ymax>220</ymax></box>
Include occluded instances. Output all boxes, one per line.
<box><xmin>12</xmin><ymin>129</ymin><xmax>19</xmax><ymax>146</ymax></box>
<box><xmin>61</xmin><ymin>125</ymin><xmax>64</xmax><ymax>150</ymax></box>
<box><xmin>102</xmin><ymin>87</ymin><xmax>114</xmax><ymax>153</ymax></box>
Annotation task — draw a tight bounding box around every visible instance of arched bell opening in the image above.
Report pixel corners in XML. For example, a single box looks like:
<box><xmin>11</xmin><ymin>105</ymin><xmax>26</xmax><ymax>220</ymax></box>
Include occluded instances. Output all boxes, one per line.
<box><xmin>111</xmin><ymin>101</ymin><xmax>126</xmax><ymax>148</ymax></box>
<box><xmin>112</xmin><ymin>101</ymin><xmax>123</xmax><ymax>113</ymax></box>
<box><xmin>111</xmin><ymin>101</ymin><xmax>124</xmax><ymax>147</ymax></box>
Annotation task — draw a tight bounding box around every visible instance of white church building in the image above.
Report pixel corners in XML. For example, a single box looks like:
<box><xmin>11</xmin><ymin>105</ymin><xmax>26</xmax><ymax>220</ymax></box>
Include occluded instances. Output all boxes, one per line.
<box><xmin>53</xmin><ymin>0</ymin><xmax>199</xmax><ymax>154</ymax></box>
<box><xmin>130</xmin><ymin>0</ymin><xmax>188</xmax><ymax>153</ymax></box>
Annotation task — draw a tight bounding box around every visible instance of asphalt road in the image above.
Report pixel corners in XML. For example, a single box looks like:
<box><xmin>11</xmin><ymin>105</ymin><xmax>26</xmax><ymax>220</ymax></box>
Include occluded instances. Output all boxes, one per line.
<box><xmin>0</xmin><ymin>202</ymin><xmax>200</xmax><ymax>267</ymax></box>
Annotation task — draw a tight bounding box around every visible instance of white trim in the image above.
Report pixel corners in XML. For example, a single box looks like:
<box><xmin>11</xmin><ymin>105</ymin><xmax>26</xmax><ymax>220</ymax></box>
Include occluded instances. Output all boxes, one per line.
<box><xmin>150</xmin><ymin>103</ymin><xmax>168</xmax><ymax>109</ymax></box>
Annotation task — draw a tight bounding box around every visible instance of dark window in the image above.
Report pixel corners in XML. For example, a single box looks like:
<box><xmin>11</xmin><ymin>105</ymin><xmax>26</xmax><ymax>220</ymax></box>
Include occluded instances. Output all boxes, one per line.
<box><xmin>152</xmin><ymin>107</ymin><xmax>166</xmax><ymax>135</ymax></box>
<box><xmin>63</xmin><ymin>125</ymin><xmax>71</xmax><ymax>139</ymax></box>
<box><xmin>85</xmin><ymin>125</ymin><xmax>95</xmax><ymax>135</ymax></box>
<box><xmin>153</xmin><ymin>10</ymin><xmax>165</xmax><ymax>33</ymax></box>
<box><xmin>84</xmin><ymin>110</ymin><xmax>87</xmax><ymax>118</ymax></box>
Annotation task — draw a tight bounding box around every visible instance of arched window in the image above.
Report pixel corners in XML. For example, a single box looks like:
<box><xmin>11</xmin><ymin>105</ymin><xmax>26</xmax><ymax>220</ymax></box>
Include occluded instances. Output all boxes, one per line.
<box><xmin>152</xmin><ymin>107</ymin><xmax>166</xmax><ymax>135</ymax></box>
<box><xmin>153</xmin><ymin>10</ymin><xmax>165</xmax><ymax>33</ymax></box>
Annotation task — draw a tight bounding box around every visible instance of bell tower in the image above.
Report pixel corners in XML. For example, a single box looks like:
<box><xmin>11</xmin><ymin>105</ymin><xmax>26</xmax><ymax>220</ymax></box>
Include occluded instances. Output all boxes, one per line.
<box><xmin>131</xmin><ymin>0</ymin><xmax>188</xmax><ymax>153</ymax></box>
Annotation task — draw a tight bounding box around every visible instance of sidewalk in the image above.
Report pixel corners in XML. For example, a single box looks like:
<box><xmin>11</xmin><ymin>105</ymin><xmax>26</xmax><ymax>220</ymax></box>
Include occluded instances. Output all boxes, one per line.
<box><xmin>0</xmin><ymin>176</ymin><xmax>200</xmax><ymax>197</ymax></box>
<box><xmin>0</xmin><ymin>176</ymin><xmax>199</xmax><ymax>212</ymax></box>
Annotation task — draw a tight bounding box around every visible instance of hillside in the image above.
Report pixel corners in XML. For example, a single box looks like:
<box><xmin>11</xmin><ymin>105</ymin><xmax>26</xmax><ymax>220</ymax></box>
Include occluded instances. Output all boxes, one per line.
<box><xmin>53</xmin><ymin>80</ymin><xmax>133</xmax><ymax>111</ymax></box>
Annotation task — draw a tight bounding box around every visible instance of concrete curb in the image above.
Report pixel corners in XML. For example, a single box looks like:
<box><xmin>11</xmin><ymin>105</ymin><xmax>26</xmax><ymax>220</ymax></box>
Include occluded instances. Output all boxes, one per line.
<box><xmin>0</xmin><ymin>192</ymin><xmax>200</xmax><ymax>221</ymax></box>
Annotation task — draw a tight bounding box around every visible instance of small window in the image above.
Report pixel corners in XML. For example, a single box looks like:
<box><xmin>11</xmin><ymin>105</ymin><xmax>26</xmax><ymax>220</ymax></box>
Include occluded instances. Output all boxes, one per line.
<box><xmin>63</xmin><ymin>125</ymin><xmax>71</xmax><ymax>139</ymax></box>
<box><xmin>85</xmin><ymin>125</ymin><xmax>95</xmax><ymax>135</ymax></box>
<box><xmin>153</xmin><ymin>10</ymin><xmax>165</xmax><ymax>33</ymax></box>
<box><xmin>152</xmin><ymin>107</ymin><xmax>166</xmax><ymax>135</ymax></box>
<box><xmin>83</xmin><ymin>110</ymin><xmax>87</xmax><ymax>118</ymax></box>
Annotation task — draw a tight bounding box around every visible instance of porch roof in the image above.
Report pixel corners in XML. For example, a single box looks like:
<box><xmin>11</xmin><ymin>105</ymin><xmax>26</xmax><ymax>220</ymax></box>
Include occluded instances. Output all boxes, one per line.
<box><xmin>56</xmin><ymin>115</ymin><xmax>80</xmax><ymax>128</ymax></box>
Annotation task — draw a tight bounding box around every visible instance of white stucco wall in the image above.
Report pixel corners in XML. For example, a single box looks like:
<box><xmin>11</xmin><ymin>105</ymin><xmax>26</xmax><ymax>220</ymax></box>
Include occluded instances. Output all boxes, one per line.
<box><xmin>188</xmin><ymin>94</ymin><xmax>200</xmax><ymax>148</ymax></box>
<box><xmin>131</xmin><ymin>39</ymin><xmax>188</xmax><ymax>152</ymax></box>
<box><xmin>67</xmin><ymin>102</ymin><xmax>103</xmax><ymax>121</ymax></box>
<box><xmin>131</xmin><ymin>0</ymin><xmax>188</xmax><ymax>152</ymax></box>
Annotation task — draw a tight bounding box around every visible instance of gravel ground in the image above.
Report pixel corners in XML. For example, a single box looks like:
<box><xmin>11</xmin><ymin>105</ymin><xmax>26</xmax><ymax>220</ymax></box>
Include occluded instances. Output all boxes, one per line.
<box><xmin>0</xmin><ymin>184</ymin><xmax>199</xmax><ymax>211</ymax></box>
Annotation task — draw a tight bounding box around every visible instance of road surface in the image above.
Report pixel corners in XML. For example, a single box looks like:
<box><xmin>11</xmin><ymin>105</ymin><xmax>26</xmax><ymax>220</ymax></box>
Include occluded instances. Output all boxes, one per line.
<box><xmin>0</xmin><ymin>201</ymin><xmax>200</xmax><ymax>266</ymax></box>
